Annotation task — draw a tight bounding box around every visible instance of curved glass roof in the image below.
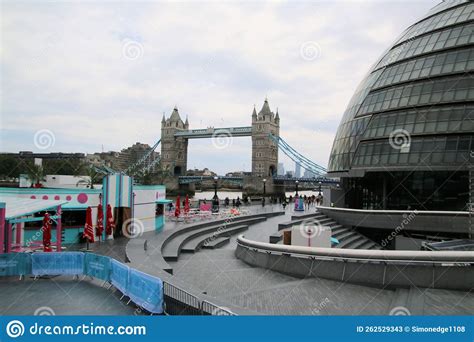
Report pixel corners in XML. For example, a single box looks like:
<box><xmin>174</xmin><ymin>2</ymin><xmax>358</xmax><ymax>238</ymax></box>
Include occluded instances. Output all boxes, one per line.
<box><xmin>328</xmin><ymin>1</ymin><xmax>474</xmax><ymax>173</ymax></box>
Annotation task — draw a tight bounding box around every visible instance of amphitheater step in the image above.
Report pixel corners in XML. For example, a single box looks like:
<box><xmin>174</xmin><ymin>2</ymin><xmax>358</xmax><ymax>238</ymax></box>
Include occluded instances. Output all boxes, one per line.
<box><xmin>290</xmin><ymin>213</ymin><xmax>326</xmax><ymax>220</ymax></box>
<box><xmin>351</xmin><ymin>239</ymin><xmax>376</xmax><ymax>250</ymax></box>
<box><xmin>180</xmin><ymin>224</ymin><xmax>249</xmax><ymax>253</ymax></box>
<box><xmin>202</xmin><ymin>237</ymin><xmax>230</xmax><ymax>249</ymax></box>
<box><xmin>332</xmin><ymin>230</ymin><xmax>355</xmax><ymax>240</ymax></box>
<box><xmin>338</xmin><ymin>235</ymin><xmax>366</xmax><ymax>249</ymax></box>
<box><xmin>269</xmin><ymin>232</ymin><xmax>283</xmax><ymax>244</ymax></box>
<box><xmin>163</xmin><ymin>217</ymin><xmax>266</xmax><ymax>260</ymax></box>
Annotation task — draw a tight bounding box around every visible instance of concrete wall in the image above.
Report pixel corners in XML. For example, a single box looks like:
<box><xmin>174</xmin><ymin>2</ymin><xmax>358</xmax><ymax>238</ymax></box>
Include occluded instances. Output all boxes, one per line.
<box><xmin>317</xmin><ymin>206</ymin><xmax>470</xmax><ymax>235</ymax></box>
<box><xmin>235</xmin><ymin>239</ymin><xmax>474</xmax><ymax>291</ymax></box>
<box><xmin>243</xmin><ymin>176</ymin><xmax>284</xmax><ymax>197</ymax></box>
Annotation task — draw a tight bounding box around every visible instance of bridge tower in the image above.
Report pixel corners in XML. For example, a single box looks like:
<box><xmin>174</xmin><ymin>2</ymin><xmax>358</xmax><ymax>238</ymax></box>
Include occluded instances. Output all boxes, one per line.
<box><xmin>160</xmin><ymin>107</ymin><xmax>189</xmax><ymax>176</ymax></box>
<box><xmin>251</xmin><ymin>98</ymin><xmax>279</xmax><ymax>177</ymax></box>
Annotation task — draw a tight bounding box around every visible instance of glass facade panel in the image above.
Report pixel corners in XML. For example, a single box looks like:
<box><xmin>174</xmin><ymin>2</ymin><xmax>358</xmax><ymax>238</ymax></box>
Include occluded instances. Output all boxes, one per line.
<box><xmin>372</xmin><ymin>47</ymin><xmax>474</xmax><ymax>89</ymax></box>
<box><xmin>357</xmin><ymin>75</ymin><xmax>474</xmax><ymax>116</ymax></box>
<box><xmin>327</xmin><ymin>0</ymin><xmax>473</xmax><ymax>217</ymax></box>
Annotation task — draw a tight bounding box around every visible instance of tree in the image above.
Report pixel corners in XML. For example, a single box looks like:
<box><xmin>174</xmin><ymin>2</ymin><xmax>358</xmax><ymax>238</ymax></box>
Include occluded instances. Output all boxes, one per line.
<box><xmin>26</xmin><ymin>164</ymin><xmax>46</xmax><ymax>187</ymax></box>
<box><xmin>76</xmin><ymin>164</ymin><xmax>103</xmax><ymax>189</ymax></box>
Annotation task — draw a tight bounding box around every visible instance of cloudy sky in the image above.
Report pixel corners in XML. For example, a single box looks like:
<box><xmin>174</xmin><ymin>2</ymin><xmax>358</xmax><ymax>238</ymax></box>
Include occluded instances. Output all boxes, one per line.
<box><xmin>1</xmin><ymin>0</ymin><xmax>438</xmax><ymax>174</ymax></box>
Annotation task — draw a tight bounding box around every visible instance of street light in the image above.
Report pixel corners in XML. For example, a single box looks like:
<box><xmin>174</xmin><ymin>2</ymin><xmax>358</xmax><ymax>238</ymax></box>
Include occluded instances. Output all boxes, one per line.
<box><xmin>295</xmin><ymin>180</ymin><xmax>299</xmax><ymax>197</ymax></box>
<box><xmin>212</xmin><ymin>176</ymin><xmax>219</xmax><ymax>213</ymax></box>
<box><xmin>213</xmin><ymin>176</ymin><xmax>219</xmax><ymax>200</ymax></box>
<box><xmin>318</xmin><ymin>181</ymin><xmax>322</xmax><ymax>196</ymax></box>
<box><xmin>263</xmin><ymin>178</ymin><xmax>267</xmax><ymax>197</ymax></box>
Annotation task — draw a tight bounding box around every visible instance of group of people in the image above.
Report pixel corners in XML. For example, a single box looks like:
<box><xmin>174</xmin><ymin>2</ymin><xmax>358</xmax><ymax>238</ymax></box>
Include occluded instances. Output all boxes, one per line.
<box><xmin>223</xmin><ymin>196</ymin><xmax>244</xmax><ymax>208</ymax></box>
<box><xmin>168</xmin><ymin>193</ymin><xmax>324</xmax><ymax>212</ymax></box>
<box><xmin>281</xmin><ymin>194</ymin><xmax>324</xmax><ymax>210</ymax></box>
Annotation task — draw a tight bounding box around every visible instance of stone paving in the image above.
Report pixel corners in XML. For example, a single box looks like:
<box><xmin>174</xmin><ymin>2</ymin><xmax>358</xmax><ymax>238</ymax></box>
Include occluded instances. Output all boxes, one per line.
<box><xmin>167</xmin><ymin>205</ymin><xmax>474</xmax><ymax>315</ymax></box>
<box><xmin>0</xmin><ymin>276</ymin><xmax>137</xmax><ymax>315</ymax></box>
<box><xmin>2</xmin><ymin>204</ymin><xmax>472</xmax><ymax>316</ymax></box>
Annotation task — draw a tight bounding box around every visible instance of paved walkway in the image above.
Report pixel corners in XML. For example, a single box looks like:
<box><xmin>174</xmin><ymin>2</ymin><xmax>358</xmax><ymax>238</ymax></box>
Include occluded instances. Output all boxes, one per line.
<box><xmin>6</xmin><ymin>204</ymin><xmax>469</xmax><ymax>316</ymax></box>
<box><xmin>165</xmin><ymin>205</ymin><xmax>474</xmax><ymax>315</ymax></box>
<box><xmin>0</xmin><ymin>276</ymin><xmax>137</xmax><ymax>315</ymax></box>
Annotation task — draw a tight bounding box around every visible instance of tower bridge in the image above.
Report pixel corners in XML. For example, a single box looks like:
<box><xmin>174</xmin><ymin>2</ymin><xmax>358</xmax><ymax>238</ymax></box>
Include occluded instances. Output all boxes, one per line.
<box><xmin>161</xmin><ymin>98</ymin><xmax>279</xmax><ymax>177</ymax></box>
<box><xmin>125</xmin><ymin>98</ymin><xmax>337</xmax><ymax>195</ymax></box>
<box><xmin>174</xmin><ymin>126</ymin><xmax>252</xmax><ymax>139</ymax></box>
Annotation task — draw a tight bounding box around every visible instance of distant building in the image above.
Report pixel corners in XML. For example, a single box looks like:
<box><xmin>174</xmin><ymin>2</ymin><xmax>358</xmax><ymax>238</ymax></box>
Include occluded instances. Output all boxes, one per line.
<box><xmin>277</xmin><ymin>163</ymin><xmax>285</xmax><ymax>176</ymax></box>
<box><xmin>187</xmin><ymin>168</ymin><xmax>216</xmax><ymax>177</ymax></box>
<box><xmin>86</xmin><ymin>151</ymin><xmax>121</xmax><ymax>171</ymax></box>
<box><xmin>303</xmin><ymin>169</ymin><xmax>317</xmax><ymax>178</ymax></box>
<box><xmin>295</xmin><ymin>162</ymin><xmax>301</xmax><ymax>178</ymax></box>
<box><xmin>286</xmin><ymin>171</ymin><xmax>294</xmax><ymax>178</ymax></box>
<box><xmin>115</xmin><ymin>142</ymin><xmax>160</xmax><ymax>172</ymax></box>
<box><xmin>225</xmin><ymin>171</ymin><xmax>245</xmax><ymax>177</ymax></box>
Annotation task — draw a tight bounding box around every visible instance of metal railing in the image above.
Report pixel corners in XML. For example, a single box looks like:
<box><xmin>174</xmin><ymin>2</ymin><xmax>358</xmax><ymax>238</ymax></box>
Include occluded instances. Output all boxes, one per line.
<box><xmin>163</xmin><ymin>281</ymin><xmax>236</xmax><ymax>316</ymax></box>
<box><xmin>236</xmin><ymin>235</ymin><xmax>474</xmax><ymax>265</ymax></box>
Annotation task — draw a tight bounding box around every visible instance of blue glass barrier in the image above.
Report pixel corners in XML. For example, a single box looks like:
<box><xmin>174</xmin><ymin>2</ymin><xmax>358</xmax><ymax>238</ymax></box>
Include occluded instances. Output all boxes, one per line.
<box><xmin>110</xmin><ymin>259</ymin><xmax>129</xmax><ymax>296</ymax></box>
<box><xmin>0</xmin><ymin>253</ymin><xmax>32</xmax><ymax>276</ymax></box>
<box><xmin>128</xmin><ymin>269</ymin><xmax>164</xmax><ymax>314</ymax></box>
<box><xmin>2</xmin><ymin>252</ymin><xmax>164</xmax><ymax>314</ymax></box>
<box><xmin>31</xmin><ymin>252</ymin><xmax>84</xmax><ymax>276</ymax></box>
<box><xmin>84</xmin><ymin>253</ymin><xmax>111</xmax><ymax>282</ymax></box>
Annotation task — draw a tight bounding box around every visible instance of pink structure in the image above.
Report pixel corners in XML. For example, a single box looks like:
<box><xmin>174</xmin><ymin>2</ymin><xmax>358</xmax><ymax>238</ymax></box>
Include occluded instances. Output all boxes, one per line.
<box><xmin>0</xmin><ymin>202</ymin><xmax>5</xmax><ymax>253</ymax></box>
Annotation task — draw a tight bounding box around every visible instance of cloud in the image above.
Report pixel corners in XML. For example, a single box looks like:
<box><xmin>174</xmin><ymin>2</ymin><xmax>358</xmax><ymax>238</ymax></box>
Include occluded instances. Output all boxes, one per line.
<box><xmin>0</xmin><ymin>0</ymin><xmax>436</xmax><ymax>174</ymax></box>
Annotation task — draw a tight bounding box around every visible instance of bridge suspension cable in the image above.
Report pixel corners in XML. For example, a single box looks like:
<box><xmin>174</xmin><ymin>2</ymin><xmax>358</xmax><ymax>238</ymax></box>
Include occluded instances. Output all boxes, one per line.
<box><xmin>124</xmin><ymin>139</ymin><xmax>161</xmax><ymax>174</ymax></box>
<box><xmin>269</xmin><ymin>134</ymin><xmax>327</xmax><ymax>176</ymax></box>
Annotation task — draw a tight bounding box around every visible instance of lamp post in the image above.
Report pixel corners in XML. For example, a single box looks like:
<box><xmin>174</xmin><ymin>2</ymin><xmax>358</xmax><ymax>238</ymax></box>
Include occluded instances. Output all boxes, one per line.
<box><xmin>318</xmin><ymin>181</ymin><xmax>322</xmax><ymax>196</ymax></box>
<box><xmin>263</xmin><ymin>178</ymin><xmax>267</xmax><ymax>197</ymax></box>
<box><xmin>213</xmin><ymin>176</ymin><xmax>219</xmax><ymax>200</ymax></box>
<box><xmin>212</xmin><ymin>176</ymin><xmax>219</xmax><ymax>213</ymax></box>
<box><xmin>295</xmin><ymin>180</ymin><xmax>299</xmax><ymax>197</ymax></box>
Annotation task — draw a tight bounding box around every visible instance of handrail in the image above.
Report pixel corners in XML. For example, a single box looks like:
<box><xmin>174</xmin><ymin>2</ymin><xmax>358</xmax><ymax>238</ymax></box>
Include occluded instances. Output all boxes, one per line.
<box><xmin>236</xmin><ymin>235</ymin><xmax>474</xmax><ymax>264</ymax></box>
<box><xmin>318</xmin><ymin>206</ymin><xmax>469</xmax><ymax>216</ymax></box>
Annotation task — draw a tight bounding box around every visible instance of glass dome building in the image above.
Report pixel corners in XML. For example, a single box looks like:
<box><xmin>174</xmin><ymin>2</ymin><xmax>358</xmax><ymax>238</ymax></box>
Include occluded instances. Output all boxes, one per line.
<box><xmin>328</xmin><ymin>0</ymin><xmax>474</xmax><ymax>211</ymax></box>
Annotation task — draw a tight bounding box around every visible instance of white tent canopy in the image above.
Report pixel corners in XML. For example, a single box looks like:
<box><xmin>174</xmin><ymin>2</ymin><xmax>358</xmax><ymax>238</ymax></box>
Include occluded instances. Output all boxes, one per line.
<box><xmin>0</xmin><ymin>196</ymin><xmax>67</xmax><ymax>220</ymax></box>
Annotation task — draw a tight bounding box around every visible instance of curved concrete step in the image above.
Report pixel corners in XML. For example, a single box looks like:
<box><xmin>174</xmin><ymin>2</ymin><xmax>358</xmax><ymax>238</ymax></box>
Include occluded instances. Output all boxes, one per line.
<box><xmin>290</xmin><ymin>212</ymin><xmax>325</xmax><ymax>220</ymax></box>
<box><xmin>351</xmin><ymin>238</ymin><xmax>376</xmax><ymax>250</ymax></box>
<box><xmin>125</xmin><ymin>210</ymin><xmax>285</xmax><ymax>275</ymax></box>
<box><xmin>332</xmin><ymin>230</ymin><xmax>355</xmax><ymax>240</ymax></box>
<box><xmin>181</xmin><ymin>224</ymin><xmax>249</xmax><ymax>253</ymax></box>
<box><xmin>279</xmin><ymin>217</ymin><xmax>333</xmax><ymax>230</ymax></box>
<box><xmin>331</xmin><ymin>225</ymin><xmax>345</xmax><ymax>233</ymax></box>
<box><xmin>339</xmin><ymin>235</ymin><xmax>366</xmax><ymax>248</ymax></box>
<box><xmin>202</xmin><ymin>236</ymin><xmax>230</xmax><ymax>249</ymax></box>
<box><xmin>163</xmin><ymin>217</ymin><xmax>266</xmax><ymax>260</ymax></box>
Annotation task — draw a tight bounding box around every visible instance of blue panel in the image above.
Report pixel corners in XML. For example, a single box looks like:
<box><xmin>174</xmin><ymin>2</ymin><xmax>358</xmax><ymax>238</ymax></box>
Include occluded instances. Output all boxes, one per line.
<box><xmin>128</xmin><ymin>269</ymin><xmax>163</xmax><ymax>314</ymax></box>
<box><xmin>84</xmin><ymin>253</ymin><xmax>111</xmax><ymax>282</ymax></box>
<box><xmin>110</xmin><ymin>259</ymin><xmax>129</xmax><ymax>296</ymax></box>
<box><xmin>31</xmin><ymin>252</ymin><xmax>84</xmax><ymax>276</ymax></box>
<box><xmin>155</xmin><ymin>215</ymin><xmax>164</xmax><ymax>232</ymax></box>
<box><xmin>0</xmin><ymin>253</ymin><xmax>31</xmax><ymax>276</ymax></box>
